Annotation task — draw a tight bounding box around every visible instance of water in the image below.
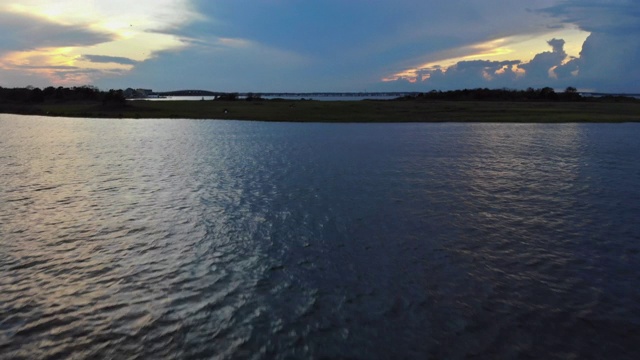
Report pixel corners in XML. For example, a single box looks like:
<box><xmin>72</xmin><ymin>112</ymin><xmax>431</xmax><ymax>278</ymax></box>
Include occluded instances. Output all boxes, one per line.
<box><xmin>1</xmin><ymin>115</ymin><xmax>639</xmax><ymax>359</ymax></box>
<box><xmin>133</xmin><ymin>95</ymin><xmax>399</xmax><ymax>101</ymax></box>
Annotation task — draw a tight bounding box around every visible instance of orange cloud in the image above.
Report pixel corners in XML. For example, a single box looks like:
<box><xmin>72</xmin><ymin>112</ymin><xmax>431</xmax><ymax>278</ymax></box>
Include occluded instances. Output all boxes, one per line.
<box><xmin>0</xmin><ymin>0</ymin><xmax>195</xmax><ymax>87</ymax></box>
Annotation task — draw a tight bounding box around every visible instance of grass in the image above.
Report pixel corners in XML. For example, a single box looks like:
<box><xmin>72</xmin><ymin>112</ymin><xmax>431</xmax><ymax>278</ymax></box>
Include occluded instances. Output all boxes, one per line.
<box><xmin>2</xmin><ymin>99</ymin><xmax>640</xmax><ymax>122</ymax></box>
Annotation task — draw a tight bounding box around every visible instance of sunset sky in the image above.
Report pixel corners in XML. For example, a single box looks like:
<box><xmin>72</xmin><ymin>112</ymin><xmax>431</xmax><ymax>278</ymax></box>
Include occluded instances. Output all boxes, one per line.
<box><xmin>1</xmin><ymin>0</ymin><xmax>638</xmax><ymax>93</ymax></box>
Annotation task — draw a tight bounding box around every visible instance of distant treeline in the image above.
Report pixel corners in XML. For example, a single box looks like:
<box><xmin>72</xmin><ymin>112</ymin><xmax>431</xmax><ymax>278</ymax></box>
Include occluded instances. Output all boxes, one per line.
<box><xmin>1</xmin><ymin>86</ymin><xmax>637</xmax><ymax>107</ymax></box>
<box><xmin>0</xmin><ymin>86</ymin><xmax>262</xmax><ymax>104</ymax></box>
<box><xmin>397</xmin><ymin>87</ymin><xmax>638</xmax><ymax>102</ymax></box>
<box><xmin>0</xmin><ymin>86</ymin><xmax>126</xmax><ymax>106</ymax></box>
<box><xmin>157</xmin><ymin>90</ymin><xmax>218</xmax><ymax>96</ymax></box>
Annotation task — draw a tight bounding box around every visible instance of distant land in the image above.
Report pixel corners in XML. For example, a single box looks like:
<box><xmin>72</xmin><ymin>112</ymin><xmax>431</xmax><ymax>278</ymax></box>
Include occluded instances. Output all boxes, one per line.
<box><xmin>145</xmin><ymin>89</ymin><xmax>640</xmax><ymax>100</ymax></box>
<box><xmin>1</xmin><ymin>86</ymin><xmax>639</xmax><ymax>122</ymax></box>
<box><xmin>147</xmin><ymin>89</ymin><xmax>417</xmax><ymax>99</ymax></box>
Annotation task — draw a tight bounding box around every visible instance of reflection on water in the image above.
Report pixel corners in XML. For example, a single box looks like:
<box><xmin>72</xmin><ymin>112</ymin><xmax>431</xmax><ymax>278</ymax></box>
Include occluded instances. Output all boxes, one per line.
<box><xmin>1</xmin><ymin>115</ymin><xmax>639</xmax><ymax>359</ymax></box>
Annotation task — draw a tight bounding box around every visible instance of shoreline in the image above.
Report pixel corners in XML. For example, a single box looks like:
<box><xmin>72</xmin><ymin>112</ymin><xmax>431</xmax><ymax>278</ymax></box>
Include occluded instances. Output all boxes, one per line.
<box><xmin>2</xmin><ymin>99</ymin><xmax>640</xmax><ymax>123</ymax></box>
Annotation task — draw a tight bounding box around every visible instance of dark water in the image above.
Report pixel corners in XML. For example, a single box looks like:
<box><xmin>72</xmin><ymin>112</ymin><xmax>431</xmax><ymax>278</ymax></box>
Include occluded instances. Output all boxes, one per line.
<box><xmin>1</xmin><ymin>115</ymin><xmax>639</xmax><ymax>359</ymax></box>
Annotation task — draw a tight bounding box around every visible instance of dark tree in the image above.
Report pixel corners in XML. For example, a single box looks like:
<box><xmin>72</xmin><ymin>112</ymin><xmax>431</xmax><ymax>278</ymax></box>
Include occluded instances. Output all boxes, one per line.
<box><xmin>562</xmin><ymin>86</ymin><xmax>581</xmax><ymax>101</ymax></box>
<box><xmin>29</xmin><ymin>88</ymin><xmax>45</xmax><ymax>103</ymax></box>
<box><xmin>102</xmin><ymin>89</ymin><xmax>126</xmax><ymax>106</ymax></box>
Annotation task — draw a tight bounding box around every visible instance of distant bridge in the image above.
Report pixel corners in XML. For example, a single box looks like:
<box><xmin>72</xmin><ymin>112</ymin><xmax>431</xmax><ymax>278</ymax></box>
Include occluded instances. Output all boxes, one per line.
<box><xmin>154</xmin><ymin>90</ymin><xmax>418</xmax><ymax>98</ymax></box>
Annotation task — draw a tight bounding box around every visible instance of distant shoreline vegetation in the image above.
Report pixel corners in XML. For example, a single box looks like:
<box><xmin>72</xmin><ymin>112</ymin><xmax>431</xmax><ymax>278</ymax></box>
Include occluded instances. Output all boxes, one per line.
<box><xmin>1</xmin><ymin>85</ymin><xmax>639</xmax><ymax>122</ymax></box>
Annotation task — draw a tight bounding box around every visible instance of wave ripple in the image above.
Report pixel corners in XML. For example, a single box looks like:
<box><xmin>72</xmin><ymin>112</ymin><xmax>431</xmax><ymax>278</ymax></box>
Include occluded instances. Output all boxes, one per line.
<box><xmin>1</xmin><ymin>116</ymin><xmax>640</xmax><ymax>359</ymax></box>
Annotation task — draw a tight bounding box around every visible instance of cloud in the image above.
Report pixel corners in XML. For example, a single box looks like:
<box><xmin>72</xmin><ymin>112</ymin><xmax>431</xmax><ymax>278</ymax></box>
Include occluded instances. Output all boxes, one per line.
<box><xmin>518</xmin><ymin>38</ymin><xmax>567</xmax><ymax>84</ymax></box>
<box><xmin>16</xmin><ymin>65</ymin><xmax>79</xmax><ymax>70</ymax></box>
<box><xmin>102</xmin><ymin>0</ymin><xmax>563</xmax><ymax>92</ymax></box>
<box><xmin>0</xmin><ymin>9</ymin><xmax>115</xmax><ymax>86</ymax></box>
<box><xmin>96</xmin><ymin>36</ymin><xmax>313</xmax><ymax>91</ymax></box>
<box><xmin>379</xmin><ymin>38</ymin><xmax>571</xmax><ymax>91</ymax></box>
<box><xmin>411</xmin><ymin>60</ymin><xmax>524</xmax><ymax>90</ymax></box>
<box><xmin>177</xmin><ymin>2</ymin><xmax>550</xmax><ymax>72</ymax></box>
<box><xmin>1</xmin><ymin>1</ymin><xmax>637</xmax><ymax>93</ymax></box>
<box><xmin>0</xmin><ymin>1</ymin><xmax>188</xmax><ymax>88</ymax></box>
<box><xmin>559</xmin><ymin>32</ymin><xmax>640</xmax><ymax>92</ymax></box>
<box><xmin>81</xmin><ymin>55</ymin><xmax>138</xmax><ymax>65</ymax></box>
<box><xmin>0</xmin><ymin>12</ymin><xmax>114</xmax><ymax>52</ymax></box>
<box><xmin>540</xmin><ymin>0</ymin><xmax>640</xmax><ymax>33</ymax></box>
<box><xmin>378</xmin><ymin>0</ymin><xmax>640</xmax><ymax>93</ymax></box>
<box><xmin>539</xmin><ymin>0</ymin><xmax>640</xmax><ymax>92</ymax></box>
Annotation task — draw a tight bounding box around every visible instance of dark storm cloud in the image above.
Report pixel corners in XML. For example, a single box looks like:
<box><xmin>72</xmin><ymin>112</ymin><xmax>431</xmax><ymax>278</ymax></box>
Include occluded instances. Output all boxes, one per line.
<box><xmin>414</xmin><ymin>60</ymin><xmax>523</xmax><ymax>90</ymax></box>
<box><xmin>379</xmin><ymin>1</ymin><xmax>640</xmax><ymax>93</ymax></box>
<box><xmin>540</xmin><ymin>0</ymin><xmax>640</xmax><ymax>92</ymax></box>
<box><xmin>541</xmin><ymin>0</ymin><xmax>640</xmax><ymax>33</ymax></box>
<box><xmin>518</xmin><ymin>39</ymin><xmax>567</xmax><ymax>85</ymax></box>
<box><xmin>382</xmin><ymin>38</ymin><xmax>575</xmax><ymax>91</ymax></box>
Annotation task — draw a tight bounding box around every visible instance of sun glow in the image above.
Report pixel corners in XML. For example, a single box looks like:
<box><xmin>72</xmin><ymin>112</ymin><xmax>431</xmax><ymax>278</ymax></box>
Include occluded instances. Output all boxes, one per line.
<box><xmin>0</xmin><ymin>0</ymin><xmax>197</xmax><ymax>86</ymax></box>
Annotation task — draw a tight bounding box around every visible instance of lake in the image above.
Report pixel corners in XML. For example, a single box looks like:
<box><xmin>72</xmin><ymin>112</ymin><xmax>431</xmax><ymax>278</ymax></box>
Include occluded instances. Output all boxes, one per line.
<box><xmin>1</xmin><ymin>115</ymin><xmax>639</xmax><ymax>359</ymax></box>
<box><xmin>132</xmin><ymin>95</ymin><xmax>399</xmax><ymax>101</ymax></box>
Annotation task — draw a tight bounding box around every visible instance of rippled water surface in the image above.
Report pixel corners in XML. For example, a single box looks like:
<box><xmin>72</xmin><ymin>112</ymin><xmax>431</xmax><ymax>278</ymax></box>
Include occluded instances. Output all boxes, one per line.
<box><xmin>1</xmin><ymin>115</ymin><xmax>639</xmax><ymax>359</ymax></box>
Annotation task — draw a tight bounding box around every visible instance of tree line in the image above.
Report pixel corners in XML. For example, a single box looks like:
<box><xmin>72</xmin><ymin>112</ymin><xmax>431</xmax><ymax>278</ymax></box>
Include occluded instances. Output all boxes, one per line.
<box><xmin>0</xmin><ymin>86</ymin><xmax>126</xmax><ymax>106</ymax></box>
<box><xmin>397</xmin><ymin>87</ymin><xmax>637</xmax><ymax>102</ymax></box>
<box><xmin>1</xmin><ymin>85</ymin><xmax>636</xmax><ymax>105</ymax></box>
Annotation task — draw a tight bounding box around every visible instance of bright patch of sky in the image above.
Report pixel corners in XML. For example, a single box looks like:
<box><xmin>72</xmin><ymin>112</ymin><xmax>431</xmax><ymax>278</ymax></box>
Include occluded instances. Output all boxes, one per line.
<box><xmin>0</xmin><ymin>0</ymin><xmax>194</xmax><ymax>84</ymax></box>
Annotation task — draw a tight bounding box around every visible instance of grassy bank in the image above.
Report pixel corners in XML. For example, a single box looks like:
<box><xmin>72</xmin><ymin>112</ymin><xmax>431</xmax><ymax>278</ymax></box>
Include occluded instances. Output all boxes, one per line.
<box><xmin>2</xmin><ymin>99</ymin><xmax>640</xmax><ymax>122</ymax></box>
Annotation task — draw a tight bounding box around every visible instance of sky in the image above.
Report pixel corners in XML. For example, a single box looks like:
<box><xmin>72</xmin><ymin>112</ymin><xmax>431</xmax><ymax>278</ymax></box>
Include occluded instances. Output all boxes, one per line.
<box><xmin>0</xmin><ymin>0</ymin><xmax>638</xmax><ymax>93</ymax></box>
